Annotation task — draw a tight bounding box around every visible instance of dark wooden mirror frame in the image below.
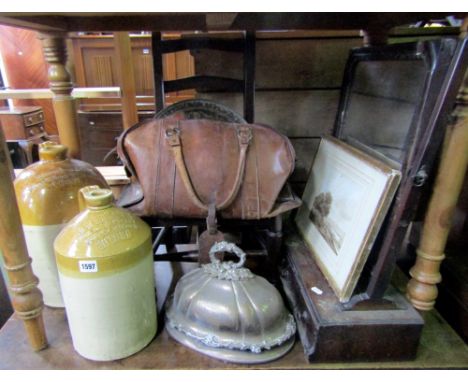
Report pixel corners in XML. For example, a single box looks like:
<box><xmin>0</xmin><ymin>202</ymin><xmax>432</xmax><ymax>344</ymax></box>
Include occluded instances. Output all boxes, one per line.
<box><xmin>333</xmin><ymin>37</ymin><xmax>468</xmax><ymax>305</ymax></box>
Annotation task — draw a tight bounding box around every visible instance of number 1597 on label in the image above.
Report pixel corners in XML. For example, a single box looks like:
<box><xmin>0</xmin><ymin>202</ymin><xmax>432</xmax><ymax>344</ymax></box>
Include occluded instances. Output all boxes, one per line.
<box><xmin>79</xmin><ymin>260</ymin><xmax>98</xmax><ymax>273</ymax></box>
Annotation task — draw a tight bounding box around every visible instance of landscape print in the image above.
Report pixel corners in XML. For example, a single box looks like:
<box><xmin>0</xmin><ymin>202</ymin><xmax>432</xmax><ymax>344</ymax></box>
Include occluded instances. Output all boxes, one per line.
<box><xmin>296</xmin><ymin>136</ymin><xmax>401</xmax><ymax>302</ymax></box>
<box><xmin>308</xmin><ymin>191</ymin><xmax>344</xmax><ymax>255</ymax></box>
<box><xmin>306</xmin><ymin>159</ymin><xmax>364</xmax><ymax>259</ymax></box>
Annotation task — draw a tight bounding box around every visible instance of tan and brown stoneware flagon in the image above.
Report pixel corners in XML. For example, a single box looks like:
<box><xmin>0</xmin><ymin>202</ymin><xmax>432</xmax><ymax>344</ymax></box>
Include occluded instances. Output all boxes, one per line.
<box><xmin>13</xmin><ymin>141</ymin><xmax>108</xmax><ymax>307</ymax></box>
<box><xmin>54</xmin><ymin>186</ymin><xmax>157</xmax><ymax>361</ymax></box>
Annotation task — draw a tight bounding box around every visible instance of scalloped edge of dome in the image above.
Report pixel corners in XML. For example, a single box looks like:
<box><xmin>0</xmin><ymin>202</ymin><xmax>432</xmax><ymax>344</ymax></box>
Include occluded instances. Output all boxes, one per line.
<box><xmin>166</xmin><ymin>313</ymin><xmax>296</xmax><ymax>354</ymax></box>
<box><xmin>166</xmin><ymin>323</ymin><xmax>295</xmax><ymax>364</ymax></box>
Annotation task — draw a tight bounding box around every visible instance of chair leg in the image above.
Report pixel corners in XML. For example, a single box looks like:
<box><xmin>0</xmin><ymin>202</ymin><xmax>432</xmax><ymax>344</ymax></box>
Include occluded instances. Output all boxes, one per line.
<box><xmin>152</xmin><ymin>226</ymin><xmax>167</xmax><ymax>254</ymax></box>
<box><xmin>263</xmin><ymin>216</ymin><xmax>283</xmax><ymax>284</ymax></box>
<box><xmin>164</xmin><ymin>227</ymin><xmax>175</xmax><ymax>251</ymax></box>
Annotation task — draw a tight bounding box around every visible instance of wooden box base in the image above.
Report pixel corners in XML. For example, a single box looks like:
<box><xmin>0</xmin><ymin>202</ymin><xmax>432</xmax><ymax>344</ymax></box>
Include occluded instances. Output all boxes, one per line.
<box><xmin>280</xmin><ymin>234</ymin><xmax>424</xmax><ymax>362</ymax></box>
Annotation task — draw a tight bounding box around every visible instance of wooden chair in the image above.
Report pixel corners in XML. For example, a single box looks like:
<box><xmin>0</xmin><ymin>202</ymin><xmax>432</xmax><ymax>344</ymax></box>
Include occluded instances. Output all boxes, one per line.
<box><xmin>147</xmin><ymin>31</ymin><xmax>286</xmax><ymax>283</ymax></box>
<box><xmin>151</xmin><ymin>31</ymin><xmax>255</xmax><ymax>123</ymax></box>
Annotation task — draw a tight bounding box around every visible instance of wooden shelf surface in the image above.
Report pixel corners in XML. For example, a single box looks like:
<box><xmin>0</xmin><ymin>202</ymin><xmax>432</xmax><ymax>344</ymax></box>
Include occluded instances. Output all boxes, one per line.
<box><xmin>0</xmin><ymin>298</ymin><xmax>467</xmax><ymax>369</ymax></box>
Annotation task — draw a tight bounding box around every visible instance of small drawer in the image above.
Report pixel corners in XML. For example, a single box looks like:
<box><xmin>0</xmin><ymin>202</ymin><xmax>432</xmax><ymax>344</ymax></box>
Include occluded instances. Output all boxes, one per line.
<box><xmin>26</xmin><ymin>124</ymin><xmax>45</xmax><ymax>137</ymax></box>
<box><xmin>23</xmin><ymin>111</ymin><xmax>44</xmax><ymax>127</ymax></box>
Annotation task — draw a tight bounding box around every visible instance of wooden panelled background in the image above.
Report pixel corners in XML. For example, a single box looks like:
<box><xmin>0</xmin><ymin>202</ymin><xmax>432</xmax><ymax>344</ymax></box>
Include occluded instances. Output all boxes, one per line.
<box><xmin>0</xmin><ymin>25</ymin><xmax>58</xmax><ymax>135</ymax></box>
<box><xmin>72</xmin><ymin>34</ymin><xmax>195</xmax><ymax>111</ymax></box>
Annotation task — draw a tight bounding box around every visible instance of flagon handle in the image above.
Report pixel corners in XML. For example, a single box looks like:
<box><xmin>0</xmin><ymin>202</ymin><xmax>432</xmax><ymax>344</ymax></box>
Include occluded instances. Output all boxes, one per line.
<box><xmin>165</xmin><ymin>122</ymin><xmax>252</xmax><ymax>212</ymax></box>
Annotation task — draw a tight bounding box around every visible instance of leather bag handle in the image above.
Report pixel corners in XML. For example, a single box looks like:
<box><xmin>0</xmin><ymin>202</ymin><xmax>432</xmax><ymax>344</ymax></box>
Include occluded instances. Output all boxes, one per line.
<box><xmin>165</xmin><ymin>122</ymin><xmax>252</xmax><ymax>211</ymax></box>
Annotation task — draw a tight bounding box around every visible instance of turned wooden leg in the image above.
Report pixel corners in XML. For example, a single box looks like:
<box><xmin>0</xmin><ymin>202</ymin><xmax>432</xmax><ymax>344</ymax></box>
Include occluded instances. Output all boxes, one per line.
<box><xmin>114</xmin><ymin>32</ymin><xmax>139</xmax><ymax>130</ymax></box>
<box><xmin>38</xmin><ymin>32</ymin><xmax>81</xmax><ymax>159</ymax></box>
<box><xmin>0</xmin><ymin>128</ymin><xmax>47</xmax><ymax>351</ymax></box>
<box><xmin>407</xmin><ymin>73</ymin><xmax>468</xmax><ymax>311</ymax></box>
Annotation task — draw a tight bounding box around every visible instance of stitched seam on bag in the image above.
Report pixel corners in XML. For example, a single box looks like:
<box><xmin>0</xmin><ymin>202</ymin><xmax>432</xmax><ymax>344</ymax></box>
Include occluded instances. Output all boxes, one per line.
<box><xmin>286</xmin><ymin>138</ymin><xmax>295</xmax><ymax>176</ymax></box>
<box><xmin>238</xmin><ymin>124</ymin><xmax>245</xmax><ymax>219</ymax></box>
<box><xmin>219</xmin><ymin>121</ymin><xmax>225</xmax><ymax>208</ymax></box>
<box><xmin>171</xmin><ymin>121</ymin><xmax>178</xmax><ymax>217</ymax></box>
<box><xmin>237</xmin><ymin>124</ymin><xmax>244</xmax><ymax>219</ymax></box>
<box><xmin>253</xmin><ymin>131</ymin><xmax>260</xmax><ymax>219</ymax></box>
<box><xmin>155</xmin><ymin>120</ymin><xmax>163</xmax><ymax>214</ymax></box>
<box><xmin>241</xmin><ymin>161</ymin><xmax>245</xmax><ymax>220</ymax></box>
<box><xmin>171</xmin><ymin>161</ymin><xmax>176</xmax><ymax>218</ymax></box>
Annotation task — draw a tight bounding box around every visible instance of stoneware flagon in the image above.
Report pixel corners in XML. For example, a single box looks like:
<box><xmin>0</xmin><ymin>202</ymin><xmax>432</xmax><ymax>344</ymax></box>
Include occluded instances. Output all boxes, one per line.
<box><xmin>13</xmin><ymin>141</ymin><xmax>108</xmax><ymax>307</ymax></box>
<box><xmin>165</xmin><ymin>241</ymin><xmax>296</xmax><ymax>364</ymax></box>
<box><xmin>54</xmin><ymin>186</ymin><xmax>157</xmax><ymax>361</ymax></box>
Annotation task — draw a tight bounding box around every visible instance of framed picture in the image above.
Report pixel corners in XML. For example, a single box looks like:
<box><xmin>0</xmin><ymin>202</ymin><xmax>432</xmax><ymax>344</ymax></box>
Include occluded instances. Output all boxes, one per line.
<box><xmin>295</xmin><ymin>136</ymin><xmax>401</xmax><ymax>302</ymax></box>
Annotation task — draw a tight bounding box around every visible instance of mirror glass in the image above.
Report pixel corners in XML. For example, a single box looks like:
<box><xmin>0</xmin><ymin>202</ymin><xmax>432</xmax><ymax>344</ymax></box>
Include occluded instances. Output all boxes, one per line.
<box><xmin>341</xmin><ymin>60</ymin><xmax>427</xmax><ymax>166</ymax></box>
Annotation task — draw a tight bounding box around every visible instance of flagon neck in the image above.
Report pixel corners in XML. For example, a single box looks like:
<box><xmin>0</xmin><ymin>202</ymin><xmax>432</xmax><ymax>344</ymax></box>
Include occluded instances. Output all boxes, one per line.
<box><xmin>39</xmin><ymin>142</ymin><xmax>68</xmax><ymax>161</ymax></box>
<box><xmin>79</xmin><ymin>186</ymin><xmax>114</xmax><ymax>210</ymax></box>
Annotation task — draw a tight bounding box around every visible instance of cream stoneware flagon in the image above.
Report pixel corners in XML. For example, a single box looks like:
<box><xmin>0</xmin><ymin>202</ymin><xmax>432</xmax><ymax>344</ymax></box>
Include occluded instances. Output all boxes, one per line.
<box><xmin>54</xmin><ymin>186</ymin><xmax>157</xmax><ymax>361</ymax></box>
<box><xmin>13</xmin><ymin>141</ymin><xmax>108</xmax><ymax>307</ymax></box>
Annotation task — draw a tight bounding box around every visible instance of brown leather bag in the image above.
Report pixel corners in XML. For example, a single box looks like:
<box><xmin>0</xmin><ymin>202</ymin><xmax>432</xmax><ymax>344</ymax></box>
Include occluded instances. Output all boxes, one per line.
<box><xmin>116</xmin><ymin>118</ymin><xmax>301</xmax><ymax>219</ymax></box>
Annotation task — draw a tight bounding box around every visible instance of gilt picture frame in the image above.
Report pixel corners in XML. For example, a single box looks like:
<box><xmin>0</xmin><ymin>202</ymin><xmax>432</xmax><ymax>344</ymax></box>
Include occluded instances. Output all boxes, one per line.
<box><xmin>295</xmin><ymin>136</ymin><xmax>401</xmax><ymax>302</ymax></box>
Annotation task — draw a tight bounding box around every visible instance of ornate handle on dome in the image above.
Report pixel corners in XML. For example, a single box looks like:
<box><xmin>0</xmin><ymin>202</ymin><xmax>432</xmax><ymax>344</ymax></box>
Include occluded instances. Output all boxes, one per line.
<box><xmin>209</xmin><ymin>241</ymin><xmax>246</xmax><ymax>269</ymax></box>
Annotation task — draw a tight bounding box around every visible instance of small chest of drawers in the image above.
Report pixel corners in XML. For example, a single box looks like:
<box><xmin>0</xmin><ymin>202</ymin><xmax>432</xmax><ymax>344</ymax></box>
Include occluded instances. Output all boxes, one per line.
<box><xmin>0</xmin><ymin>106</ymin><xmax>45</xmax><ymax>140</ymax></box>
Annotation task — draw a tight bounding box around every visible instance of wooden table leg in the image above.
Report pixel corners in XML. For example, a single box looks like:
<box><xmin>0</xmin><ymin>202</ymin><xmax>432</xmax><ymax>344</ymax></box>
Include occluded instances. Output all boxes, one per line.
<box><xmin>0</xmin><ymin>127</ymin><xmax>47</xmax><ymax>351</ymax></box>
<box><xmin>114</xmin><ymin>32</ymin><xmax>139</xmax><ymax>130</ymax></box>
<box><xmin>406</xmin><ymin>72</ymin><xmax>468</xmax><ymax>311</ymax></box>
<box><xmin>38</xmin><ymin>31</ymin><xmax>81</xmax><ymax>158</ymax></box>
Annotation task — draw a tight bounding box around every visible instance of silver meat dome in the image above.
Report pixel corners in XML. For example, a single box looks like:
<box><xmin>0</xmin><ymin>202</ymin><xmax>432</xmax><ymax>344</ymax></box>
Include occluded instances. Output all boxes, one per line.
<box><xmin>165</xmin><ymin>241</ymin><xmax>296</xmax><ymax>364</ymax></box>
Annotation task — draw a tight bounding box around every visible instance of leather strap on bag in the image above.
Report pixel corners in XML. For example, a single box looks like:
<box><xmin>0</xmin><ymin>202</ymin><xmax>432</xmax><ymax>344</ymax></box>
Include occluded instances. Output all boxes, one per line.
<box><xmin>165</xmin><ymin>122</ymin><xmax>252</xmax><ymax>212</ymax></box>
